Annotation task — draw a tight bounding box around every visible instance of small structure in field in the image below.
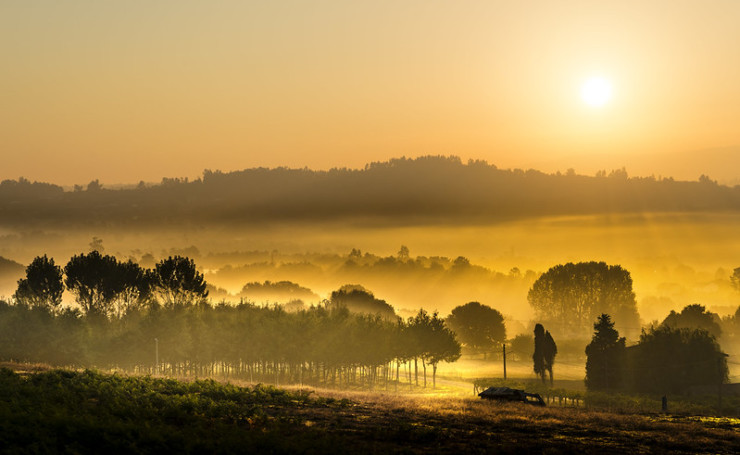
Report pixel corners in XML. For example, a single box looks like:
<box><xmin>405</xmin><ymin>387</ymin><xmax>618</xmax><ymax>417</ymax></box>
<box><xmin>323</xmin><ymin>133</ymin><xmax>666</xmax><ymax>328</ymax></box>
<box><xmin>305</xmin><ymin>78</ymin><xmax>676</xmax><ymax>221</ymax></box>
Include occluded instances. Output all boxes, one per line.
<box><xmin>478</xmin><ymin>387</ymin><xmax>546</xmax><ymax>406</ymax></box>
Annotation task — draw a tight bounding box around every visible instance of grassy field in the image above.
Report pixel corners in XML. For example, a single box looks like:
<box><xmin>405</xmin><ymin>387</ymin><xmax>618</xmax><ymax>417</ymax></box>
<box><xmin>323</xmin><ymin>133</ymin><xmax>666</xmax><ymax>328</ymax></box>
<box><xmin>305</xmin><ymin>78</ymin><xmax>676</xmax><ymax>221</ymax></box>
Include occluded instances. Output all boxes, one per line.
<box><xmin>1</xmin><ymin>365</ymin><xmax>740</xmax><ymax>454</ymax></box>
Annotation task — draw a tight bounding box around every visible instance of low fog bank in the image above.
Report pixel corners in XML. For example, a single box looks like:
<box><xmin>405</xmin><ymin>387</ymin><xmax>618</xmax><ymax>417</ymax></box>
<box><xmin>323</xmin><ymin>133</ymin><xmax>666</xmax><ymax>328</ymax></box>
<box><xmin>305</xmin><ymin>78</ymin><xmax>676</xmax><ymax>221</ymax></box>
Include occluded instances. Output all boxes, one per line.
<box><xmin>1</xmin><ymin>213</ymin><xmax>739</xmax><ymax>339</ymax></box>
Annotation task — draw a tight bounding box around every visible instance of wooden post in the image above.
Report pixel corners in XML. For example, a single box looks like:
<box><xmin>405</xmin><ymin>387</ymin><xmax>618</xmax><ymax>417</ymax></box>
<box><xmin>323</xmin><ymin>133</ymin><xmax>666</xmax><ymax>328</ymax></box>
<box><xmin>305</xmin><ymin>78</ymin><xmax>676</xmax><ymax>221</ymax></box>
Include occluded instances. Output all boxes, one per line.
<box><xmin>503</xmin><ymin>343</ymin><xmax>507</xmax><ymax>380</ymax></box>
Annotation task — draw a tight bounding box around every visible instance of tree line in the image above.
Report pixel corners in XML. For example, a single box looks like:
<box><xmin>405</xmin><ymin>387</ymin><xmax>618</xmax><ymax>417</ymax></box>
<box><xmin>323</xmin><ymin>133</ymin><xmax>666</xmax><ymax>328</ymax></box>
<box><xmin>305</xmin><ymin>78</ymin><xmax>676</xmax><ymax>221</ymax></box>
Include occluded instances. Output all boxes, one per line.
<box><xmin>2</xmin><ymin>253</ymin><xmax>461</xmax><ymax>389</ymax></box>
<box><xmin>14</xmin><ymin>252</ymin><xmax>208</xmax><ymax>318</ymax></box>
<box><xmin>2</xmin><ymin>155</ymin><xmax>739</xmax><ymax>229</ymax></box>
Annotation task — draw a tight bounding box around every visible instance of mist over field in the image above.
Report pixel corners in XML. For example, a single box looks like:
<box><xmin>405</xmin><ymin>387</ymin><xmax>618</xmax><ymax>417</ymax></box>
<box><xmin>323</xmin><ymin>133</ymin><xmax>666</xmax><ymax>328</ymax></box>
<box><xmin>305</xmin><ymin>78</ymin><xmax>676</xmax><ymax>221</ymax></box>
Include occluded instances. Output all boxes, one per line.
<box><xmin>2</xmin><ymin>158</ymin><xmax>740</xmax><ymax>441</ymax></box>
<box><xmin>4</xmin><ymin>2</ymin><xmax>740</xmax><ymax>452</ymax></box>
<box><xmin>1</xmin><ymin>157</ymin><xmax>739</xmax><ymax>330</ymax></box>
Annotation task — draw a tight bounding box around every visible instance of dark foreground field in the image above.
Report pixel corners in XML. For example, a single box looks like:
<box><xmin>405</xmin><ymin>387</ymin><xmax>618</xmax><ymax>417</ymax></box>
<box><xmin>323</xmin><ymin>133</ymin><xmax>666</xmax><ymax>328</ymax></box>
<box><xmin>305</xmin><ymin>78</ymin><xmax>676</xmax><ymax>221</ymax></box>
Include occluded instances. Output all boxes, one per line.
<box><xmin>1</xmin><ymin>367</ymin><xmax>739</xmax><ymax>454</ymax></box>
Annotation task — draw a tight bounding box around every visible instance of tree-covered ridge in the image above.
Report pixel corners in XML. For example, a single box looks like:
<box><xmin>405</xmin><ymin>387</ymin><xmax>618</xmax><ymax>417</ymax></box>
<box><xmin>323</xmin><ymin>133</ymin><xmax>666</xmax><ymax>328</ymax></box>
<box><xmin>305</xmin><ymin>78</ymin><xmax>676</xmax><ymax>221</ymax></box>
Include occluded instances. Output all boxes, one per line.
<box><xmin>1</xmin><ymin>156</ymin><xmax>738</xmax><ymax>227</ymax></box>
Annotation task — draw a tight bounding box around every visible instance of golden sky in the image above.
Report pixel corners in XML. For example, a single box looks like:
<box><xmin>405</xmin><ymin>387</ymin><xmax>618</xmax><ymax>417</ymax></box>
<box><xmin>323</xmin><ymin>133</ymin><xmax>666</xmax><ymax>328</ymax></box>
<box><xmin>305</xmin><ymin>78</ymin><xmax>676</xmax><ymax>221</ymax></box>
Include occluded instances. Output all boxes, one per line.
<box><xmin>2</xmin><ymin>1</ymin><xmax>739</xmax><ymax>185</ymax></box>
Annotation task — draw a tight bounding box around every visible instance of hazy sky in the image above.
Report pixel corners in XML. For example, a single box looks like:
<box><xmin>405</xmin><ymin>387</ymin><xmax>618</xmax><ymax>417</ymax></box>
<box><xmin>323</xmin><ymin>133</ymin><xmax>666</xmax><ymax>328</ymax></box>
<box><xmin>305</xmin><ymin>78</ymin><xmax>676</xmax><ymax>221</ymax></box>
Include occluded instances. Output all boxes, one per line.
<box><xmin>2</xmin><ymin>1</ymin><xmax>739</xmax><ymax>185</ymax></box>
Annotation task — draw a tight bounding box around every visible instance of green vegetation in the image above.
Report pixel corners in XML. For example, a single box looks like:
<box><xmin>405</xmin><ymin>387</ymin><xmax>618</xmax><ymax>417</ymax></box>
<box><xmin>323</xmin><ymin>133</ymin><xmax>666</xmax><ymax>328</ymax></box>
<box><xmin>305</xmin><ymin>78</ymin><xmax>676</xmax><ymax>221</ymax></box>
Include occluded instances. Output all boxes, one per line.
<box><xmin>0</xmin><ymin>367</ymin><xmax>345</xmax><ymax>453</ymax></box>
<box><xmin>3</xmin><ymin>367</ymin><xmax>739</xmax><ymax>454</ymax></box>
<box><xmin>2</xmin><ymin>251</ymin><xmax>464</xmax><ymax>390</ymax></box>
<box><xmin>0</xmin><ymin>299</ymin><xmax>460</xmax><ymax>390</ymax></box>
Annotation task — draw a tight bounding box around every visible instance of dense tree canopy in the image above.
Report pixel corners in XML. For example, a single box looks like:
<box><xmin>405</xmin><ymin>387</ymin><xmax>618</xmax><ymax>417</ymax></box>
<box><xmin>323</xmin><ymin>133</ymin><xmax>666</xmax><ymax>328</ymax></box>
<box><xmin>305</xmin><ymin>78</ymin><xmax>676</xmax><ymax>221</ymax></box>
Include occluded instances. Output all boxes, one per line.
<box><xmin>64</xmin><ymin>251</ymin><xmax>126</xmax><ymax>317</ymax></box>
<box><xmin>0</xmin><ymin>300</ymin><xmax>461</xmax><ymax>390</ymax></box>
<box><xmin>445</xmin><ymin>301</ymin><xmax>506</xmax><ymax>356</ymax></box>
<box><xmin>528</xmin><ymin>262</ymin><xmax>640</xmax><ymax>338</ymax></box>
<box><xmin>14</xmin><ymin>255</ymin><xmax>63</xmax><ymax>312</ymax></box>
<box><xmin>2</xmin><ymin>251</ymin><xmax>462</xmax><ymax>390</ymax></box>
<box><xmin>63</xmin><ymin>252</ymin><xmax>151</xmax><ymax>319</ymax></box>
<box><xmin>630</xmin><ymin>326</ymin><xmax>728</xmax><ymax>394</ymax></box>
<box><xmin>152</xmin><ymin>256</ymin><xmax>208</xmax><ymax>307</ymax></box>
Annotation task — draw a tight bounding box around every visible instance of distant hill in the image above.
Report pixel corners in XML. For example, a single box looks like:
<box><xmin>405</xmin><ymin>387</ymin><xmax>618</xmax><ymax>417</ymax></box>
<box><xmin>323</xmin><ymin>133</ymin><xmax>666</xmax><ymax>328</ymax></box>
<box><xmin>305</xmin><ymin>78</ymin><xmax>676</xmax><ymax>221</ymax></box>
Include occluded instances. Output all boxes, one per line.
<box><xmin>1</xmin><ymin>156</ymin><xmax>738</xmax><ymax>228</ymax></box>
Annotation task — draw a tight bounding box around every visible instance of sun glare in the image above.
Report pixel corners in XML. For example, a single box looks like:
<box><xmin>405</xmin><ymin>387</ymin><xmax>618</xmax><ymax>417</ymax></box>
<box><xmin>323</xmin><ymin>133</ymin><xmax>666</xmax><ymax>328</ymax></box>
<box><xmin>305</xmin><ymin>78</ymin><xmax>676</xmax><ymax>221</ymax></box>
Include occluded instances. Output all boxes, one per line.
<box><xmin>580</xmin><ymin>77</ymin><xmax>613</xmax><ymax>107</ymax></box>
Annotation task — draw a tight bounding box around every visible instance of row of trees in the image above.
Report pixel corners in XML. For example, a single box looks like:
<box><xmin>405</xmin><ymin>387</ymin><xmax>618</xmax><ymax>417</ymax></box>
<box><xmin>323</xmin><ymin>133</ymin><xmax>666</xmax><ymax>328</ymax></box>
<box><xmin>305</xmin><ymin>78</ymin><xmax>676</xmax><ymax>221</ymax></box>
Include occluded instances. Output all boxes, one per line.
<box><xmin>0</xmin><ymin>301</ymin><xmax>460</xmax><ymax>389</ymax></box>
<box><xmin>5</xmin><ymin>252</ymin><xmax>462</xmax><ymax>389</ymax></box>
<box><xmin>14</xmin><ymin>253</ymin><xmax>208</xmax><ymax>318</ymax></box>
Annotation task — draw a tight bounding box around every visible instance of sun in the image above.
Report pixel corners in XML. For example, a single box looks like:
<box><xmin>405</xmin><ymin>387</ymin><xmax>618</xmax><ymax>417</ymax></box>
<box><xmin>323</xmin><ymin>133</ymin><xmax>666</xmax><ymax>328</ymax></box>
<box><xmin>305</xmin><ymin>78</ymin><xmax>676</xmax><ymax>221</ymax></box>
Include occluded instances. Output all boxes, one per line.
<box><xmin>580</xmin><ymin>77</ymin><xmax>613</xmax><ymax>107</ymax></box>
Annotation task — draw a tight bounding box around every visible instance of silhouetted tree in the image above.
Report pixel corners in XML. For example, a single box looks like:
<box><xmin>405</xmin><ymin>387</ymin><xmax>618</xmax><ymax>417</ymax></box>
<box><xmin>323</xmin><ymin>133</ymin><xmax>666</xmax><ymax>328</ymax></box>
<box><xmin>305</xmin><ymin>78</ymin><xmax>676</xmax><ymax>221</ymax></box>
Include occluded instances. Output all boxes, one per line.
<box><xmin>445</xmin><ymin>301</ymin><xmax>505</xmax><ymax>357</ymax></box>
<box><xmin>111</xmin><ymin>260</ymin><xmax>153</xmax><ymax>318</ymax></box>
<box><xmin>585</xmin><ymin>314</ymin><xmax>626</xmax><ymax>391</ymax></box>
<box><xmin>528</xmin><ymin>262</ymin><xmax>640</xmax><ymax>337</ymax></box>
<box><xmin>631</xmin><ymin>326</ymin><xmax>728</xmax><ymax>394</ymax></box>
<box><xmin>14</xmin><ymin>255</ymin><xmax>64</xmax><ymax>313</ymax></box>
<box><xmin>543</xmin><ymin>330</ymin><xmax>557</xmax><ymax>386</ymax></box>
<box><xmin>64</xmin><ymin>251</ymin><xmax>123</xmax><ymax>317</ymax></box>
<box><xmin>533</xmin><ymin>324</ymin><xmax>546</xmax><ymax>384</ymax></box>
<box><xmin>86</xmin><ymin>179</ymin><xmax>103</xmax><ymax>192</ymax></box>
<box><xmin>533</xmin><ymin>323</ymin><xmax>557</xmax><ymax>386</ymax></box>
<box><xmin>661</xmin><ymin>304</ymin><xmax>722</xmax><ymax>339</ymax></box>
<box><xmin>152</xmin><ymin>256</ymin><xmax>208</xmax><ymax>308</ymax></box>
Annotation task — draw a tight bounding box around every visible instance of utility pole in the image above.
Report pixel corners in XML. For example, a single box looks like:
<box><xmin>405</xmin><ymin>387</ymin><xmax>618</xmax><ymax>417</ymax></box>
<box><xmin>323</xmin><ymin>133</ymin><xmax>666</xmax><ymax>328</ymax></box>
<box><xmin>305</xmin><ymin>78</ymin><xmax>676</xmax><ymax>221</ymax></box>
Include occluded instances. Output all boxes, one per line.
<box><xmin>155</xmin><ymin>338</ymin><xmax>159</xmax><ymax>374</ymax></box>
<box><xmin>502</xmin><ymin>343</ymin><xmax>507</xmax><ymax>380</ymax></box>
